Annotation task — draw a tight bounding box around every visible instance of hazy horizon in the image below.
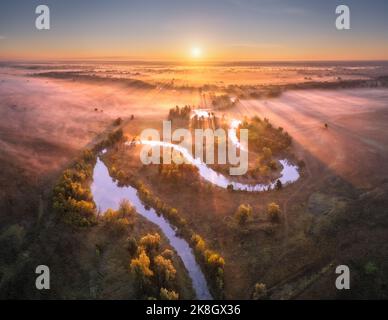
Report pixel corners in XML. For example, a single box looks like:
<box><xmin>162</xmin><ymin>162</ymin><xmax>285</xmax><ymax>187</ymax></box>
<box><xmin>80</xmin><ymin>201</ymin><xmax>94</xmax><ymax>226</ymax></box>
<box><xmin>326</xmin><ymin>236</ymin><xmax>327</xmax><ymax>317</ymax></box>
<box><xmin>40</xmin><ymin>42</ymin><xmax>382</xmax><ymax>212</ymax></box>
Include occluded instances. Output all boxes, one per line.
<box><xmin>1</xmin><ymin>0</ymin><xmax>387</xmax><ymax>61</ymax></box>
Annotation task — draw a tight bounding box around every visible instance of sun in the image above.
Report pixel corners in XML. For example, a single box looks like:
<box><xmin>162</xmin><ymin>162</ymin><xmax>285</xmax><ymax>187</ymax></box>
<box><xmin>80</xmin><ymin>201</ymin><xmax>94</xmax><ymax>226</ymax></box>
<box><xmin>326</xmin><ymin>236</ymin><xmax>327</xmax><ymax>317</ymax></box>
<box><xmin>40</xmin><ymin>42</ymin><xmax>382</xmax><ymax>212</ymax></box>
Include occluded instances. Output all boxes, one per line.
<box><xmin>191</xmin><ymin>47</ymin><xmax>202</xmax><ymax>59</ymax></box>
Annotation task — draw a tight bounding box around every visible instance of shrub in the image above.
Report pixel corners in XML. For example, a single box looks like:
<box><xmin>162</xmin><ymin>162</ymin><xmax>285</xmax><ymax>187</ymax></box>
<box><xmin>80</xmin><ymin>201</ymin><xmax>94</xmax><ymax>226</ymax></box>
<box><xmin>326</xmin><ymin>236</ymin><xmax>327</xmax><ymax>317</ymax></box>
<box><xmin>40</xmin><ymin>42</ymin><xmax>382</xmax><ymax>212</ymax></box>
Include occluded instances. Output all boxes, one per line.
<box><xmin>192</xmin><ymin>234</ymin><xmax>206</xmax><ymax>253</ymax></box>
<box><xmin>118</xmin><ymin>199</ymin><xmax>136</xmax><ymax>218</ymax></box>
<box><xmin>130</xmin><ymin>249</ymin><xmax>154</xmax><ymax>278</ymax></box>
<box><xmin>0</xmin><ymin>224</ymin><xmax>25</xmax><ymax>264</ymax></box>
<box><xmin>240</xmin><ymin>117</ymin><xmax>292</xmax><ymax>153</ymax></box>
<box><xmin>364</xmin><ymin>262</ymin><xmax>378</xmax><ymax>275</ymax></box>
<box><xmin>139</xmin><ymin>233</ymin><xmax>161</xmax><ymax>256</ymax></box>
<box><xmin>52</xmin><ymin>149</ymin><xmax>97</xmax><ymax>227</ymax></box>
<box><xmin>275</xmin><ymin>179</ymin><xmax>282</xmax><ymax>190</ymax></box>
<box><xmin>267</xmin><ymin>202</ymin><xmax>281</xmax><ymax>222</ymax></box>
<box><xmin>252</xmin><ymin>283</ymin><xmax>267</xmax><ymax>300</ymax></box>
<box><xmin>102</xmin><ymin>207</ymin><xmax>133</xmax><ymax>234</ymax></box>
<box><xmin>127</xmin><ymin>237</ymin><xmax>138</xmax><ymax>256</ymax></box>
<box><xmin>235</xmin><ymin>204</ymin><xmax>253</xmax><ymax>226</ymax></box>
<box><xmin>113</xmin><ymin>117</ymin><xmax>122</xmax><ymax>126</ymax></box>
<box><xmin>160</xmin><ymin>288</ymin><xmax>179</xmax><ymax>300</ymax></box>
<box><xmin>154</xmin><ymin>255</ymin><xmax>177</xmax><ymax>286</ymax></box>
<box><xmin>161</xmin><ymin>249</ymin><xmax>174</xmax><ymax>260</ymax></box>
<box><xmin>191</xmin><ymin>233</ymin><xmax>225</xmax><ymax>298</ymax></box>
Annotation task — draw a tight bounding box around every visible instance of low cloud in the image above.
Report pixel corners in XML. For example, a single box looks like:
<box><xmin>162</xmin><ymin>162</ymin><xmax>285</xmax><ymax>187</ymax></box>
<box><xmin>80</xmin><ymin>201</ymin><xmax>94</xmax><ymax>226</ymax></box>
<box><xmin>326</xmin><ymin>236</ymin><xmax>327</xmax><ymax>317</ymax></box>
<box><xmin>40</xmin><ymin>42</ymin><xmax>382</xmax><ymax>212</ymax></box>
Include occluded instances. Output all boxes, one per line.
<box><xmin>0</xmin><ymin>35</ymin><xmax>6</xmax><ymax>40</ymax></box>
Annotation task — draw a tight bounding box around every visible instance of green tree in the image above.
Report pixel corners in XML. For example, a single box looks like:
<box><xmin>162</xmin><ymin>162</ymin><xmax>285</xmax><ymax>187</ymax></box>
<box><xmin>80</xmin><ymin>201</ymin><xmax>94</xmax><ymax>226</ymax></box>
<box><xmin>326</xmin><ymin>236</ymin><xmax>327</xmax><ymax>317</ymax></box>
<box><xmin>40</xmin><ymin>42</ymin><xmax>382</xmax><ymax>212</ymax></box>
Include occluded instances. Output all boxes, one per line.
<box><xmin>127</xmin><ymin>237</ymin><xmax>138</xmax><ymax>256</ymax></box>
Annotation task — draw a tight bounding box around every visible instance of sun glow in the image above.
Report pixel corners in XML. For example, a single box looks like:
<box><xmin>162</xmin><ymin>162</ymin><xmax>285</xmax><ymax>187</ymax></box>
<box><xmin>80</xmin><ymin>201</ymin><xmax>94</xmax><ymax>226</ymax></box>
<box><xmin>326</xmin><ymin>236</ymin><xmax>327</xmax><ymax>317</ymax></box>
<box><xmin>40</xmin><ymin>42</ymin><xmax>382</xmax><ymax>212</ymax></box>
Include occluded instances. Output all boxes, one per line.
<box><xmin>191</xmin><ymin>47</ymin><xmax>202</xmax><ymax>59</ymax></box>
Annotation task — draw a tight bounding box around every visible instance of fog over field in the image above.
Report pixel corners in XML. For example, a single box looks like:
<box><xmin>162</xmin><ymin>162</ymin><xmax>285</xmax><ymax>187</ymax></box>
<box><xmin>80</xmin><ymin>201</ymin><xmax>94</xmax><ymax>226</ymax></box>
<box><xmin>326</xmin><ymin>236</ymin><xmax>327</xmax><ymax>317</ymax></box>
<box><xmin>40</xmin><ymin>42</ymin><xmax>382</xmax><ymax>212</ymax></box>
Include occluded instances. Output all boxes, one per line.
<box><xmin>1</xmin><ymin>61</ymin><xmax>388</xmax><ymax>300</ymax></box>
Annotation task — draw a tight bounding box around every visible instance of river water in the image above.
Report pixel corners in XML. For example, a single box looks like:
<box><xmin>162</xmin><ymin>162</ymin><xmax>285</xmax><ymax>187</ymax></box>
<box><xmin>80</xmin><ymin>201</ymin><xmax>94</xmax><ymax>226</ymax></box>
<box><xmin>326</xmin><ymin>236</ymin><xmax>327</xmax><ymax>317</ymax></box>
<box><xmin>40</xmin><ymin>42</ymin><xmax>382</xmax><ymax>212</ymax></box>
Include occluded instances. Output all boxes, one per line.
<box><xmin>91</xmin><ymin>158</ymin><xmax>213</xmax><ymax>300</ymax></box>
<box><xmin>91</xmin><ymin>119</ymin><xmax>300</xmax><ymax>299</ymax></box>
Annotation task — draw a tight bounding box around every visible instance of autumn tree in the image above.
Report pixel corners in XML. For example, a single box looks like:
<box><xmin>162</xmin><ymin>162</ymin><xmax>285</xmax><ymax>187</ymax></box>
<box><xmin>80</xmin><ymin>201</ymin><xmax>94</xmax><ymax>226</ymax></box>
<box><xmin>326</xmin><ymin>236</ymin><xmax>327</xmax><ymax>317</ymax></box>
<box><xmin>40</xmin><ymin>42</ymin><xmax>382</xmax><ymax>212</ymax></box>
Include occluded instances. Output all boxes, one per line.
<box><xmin>139</xmin><ymin>233</ymin><xmax>161</xmax><ymax>256</ymax></box>
<box><xmin>252</xmin><ymin>282</ymin><xmax>267</xmax><ymax>300</ymax></box>
<box><xmin>118</xmin><ymin>199</ymin><xmax>136</xmax><ymax>224</ymax></box>
<box><xmin>160</xmin><ymin>288</ymin><xmax>179</xmax><ymax>300</ymax></box>
<box><xmin>191</xmin><ymin>234</ymin><xmax>206</xmax><ymax>254</ymax></box>
<box><xmin>234</xmin><ymin>204</ymin><xmax>253</xmax><ymax>226</ymax></box>
<box><xmin>154</xmin><ymin>254</ymin><xmax>177</xmax><ymax>287</ymax></box>
<box><xmin>130</xmin><ymin>249</ymin><xmax>154</xmax><ymax>293</ymax></box>
<box><xmin>267</xmin><ymin>202</ymin><xmax>281</xmax><ymax>222</ymax></box>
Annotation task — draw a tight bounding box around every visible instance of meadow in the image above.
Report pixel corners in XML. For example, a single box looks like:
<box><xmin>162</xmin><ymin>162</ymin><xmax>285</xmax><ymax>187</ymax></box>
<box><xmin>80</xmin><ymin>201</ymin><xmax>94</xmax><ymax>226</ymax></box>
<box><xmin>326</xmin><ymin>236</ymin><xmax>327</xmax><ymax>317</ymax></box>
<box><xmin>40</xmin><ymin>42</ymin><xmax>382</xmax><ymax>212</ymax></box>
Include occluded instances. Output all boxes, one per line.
<box><xmin>1</xmin><ymin>61</ymin><xmax>388</xmax><ymax>299</ymax></box>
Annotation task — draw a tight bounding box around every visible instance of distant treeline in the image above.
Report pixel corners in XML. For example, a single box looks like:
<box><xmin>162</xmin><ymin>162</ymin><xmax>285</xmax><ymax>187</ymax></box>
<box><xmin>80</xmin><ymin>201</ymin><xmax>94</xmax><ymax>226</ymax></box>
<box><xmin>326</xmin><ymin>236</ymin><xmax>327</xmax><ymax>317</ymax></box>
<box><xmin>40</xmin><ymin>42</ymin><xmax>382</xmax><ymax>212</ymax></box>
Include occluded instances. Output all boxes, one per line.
<box><xmin>33</xmin><ymin>71</ymin><xmax>156</xmax><ymax>89</ymax></box>
<box><xmin>167</xmin><ymin>105</ymin><xmax>192</xmax><ymax>121</ymax></box>
<box><xmin>227</xmin><ymin>76</ymin><xmax>388</xmax><ymax>100</ymax></box>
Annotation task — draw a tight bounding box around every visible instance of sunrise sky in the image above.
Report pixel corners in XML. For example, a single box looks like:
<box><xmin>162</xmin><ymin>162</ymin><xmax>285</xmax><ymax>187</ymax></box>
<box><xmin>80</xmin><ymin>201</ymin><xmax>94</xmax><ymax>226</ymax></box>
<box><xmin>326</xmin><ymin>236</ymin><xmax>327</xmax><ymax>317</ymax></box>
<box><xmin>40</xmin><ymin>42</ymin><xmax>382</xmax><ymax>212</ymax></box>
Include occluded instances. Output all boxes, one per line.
<box><xmin>0</xmin><ymin>0</ymin><xmax>387</xmax><ymax>61</ymax></box>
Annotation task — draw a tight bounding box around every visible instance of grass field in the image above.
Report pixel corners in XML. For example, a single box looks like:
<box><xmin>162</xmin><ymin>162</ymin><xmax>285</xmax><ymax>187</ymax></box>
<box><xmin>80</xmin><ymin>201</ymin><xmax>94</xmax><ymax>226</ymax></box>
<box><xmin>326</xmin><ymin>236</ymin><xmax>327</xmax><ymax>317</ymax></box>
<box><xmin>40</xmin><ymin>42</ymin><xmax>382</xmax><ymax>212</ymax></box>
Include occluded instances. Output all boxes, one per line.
<box><xmin>1</xmin><ymin>62</ymin><xmax>388</xmax><ymax>299</ymax></box>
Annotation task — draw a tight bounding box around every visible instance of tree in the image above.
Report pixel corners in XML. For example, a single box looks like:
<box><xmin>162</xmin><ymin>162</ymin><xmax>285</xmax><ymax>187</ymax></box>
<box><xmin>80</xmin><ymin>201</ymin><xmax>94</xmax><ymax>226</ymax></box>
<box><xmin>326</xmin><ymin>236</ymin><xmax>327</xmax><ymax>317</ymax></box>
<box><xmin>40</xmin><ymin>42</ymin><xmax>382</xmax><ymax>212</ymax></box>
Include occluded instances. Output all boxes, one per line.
<box><xmin>235</xmin><ymin>204</ymin><xmax>253</xmax><ymax>226</ymax></box>
<box><xmin>139</xmin><ymin>233</ymin><xmax>161</xmax><ymax>256</ymax></box>
<box><xmin>130</xmin><ymin>249</ymin><xmax>154</xmax><ymax>278</ymax></box>
<box><xmin>160</xmin><ymin>288</ymin><xmax>179</xmax><ymax>300</ymax></box>
<box><xmin>161</xmin><ymin>249</ymin><xmax>174</xmax><ymax>260</ymax></box>
<box><xmin>267</xmin><ymin>202</ymin><xmax>281</xmax><ymax>222</ymax></box>
<box><xmin>103</xmin><ymin>207</ymin><xmax>132</xmax><ymax>234</ymax></box>
<box><xmin>127</xmin><ymin>236</ymin><xmax>138</xmax><ymax>256</ymax></box>
<box><xmin>154</xmin><ymin>255</ymin><xmax>177</xmax><ymax>286</ymax></box>
<box><xmin>205</xmin><ymin>251</ymin><xmax>225</xmax><ymax>294</ymax></box>
<box><xmin>191</xmin><ymin>234</ymin><xmax>206</xmax><ymax>253</ymax></box>
<box><xmin>205</xmin><ymin>251</ymin><xmax>225</xmax><ymax>273</ymax></box>
<box><xmin>113</xmin><ymin>117</ymin><xmax>122</xmax><ymax>126</ymax></box>
<box><xmin>252</xmin><ymin>282</ymin><xmax>267</xmax><ymax>300</ymax></box>
<box><xmin>275</xmin><ymin>179</ymin><xmax>282</xmax><ymax>190</ymax></box>
<box><xmin>130</xmin><ymin>249</ymin><xmax>154</xmax><ymax>294</ymax></box>
<box><xmin>364</xmin><ymin>261</ymin><xmax>378</xmax><ymax>275</ymax></box>
<box><xmin>0</xmin><ymin>224</ymin><xmax>25</xmax><ymax>264</ymax></box>
<box><xmin>118</xmin><ymin>199</ymin><xmax>136</xmax><ymax>217</ymax></box>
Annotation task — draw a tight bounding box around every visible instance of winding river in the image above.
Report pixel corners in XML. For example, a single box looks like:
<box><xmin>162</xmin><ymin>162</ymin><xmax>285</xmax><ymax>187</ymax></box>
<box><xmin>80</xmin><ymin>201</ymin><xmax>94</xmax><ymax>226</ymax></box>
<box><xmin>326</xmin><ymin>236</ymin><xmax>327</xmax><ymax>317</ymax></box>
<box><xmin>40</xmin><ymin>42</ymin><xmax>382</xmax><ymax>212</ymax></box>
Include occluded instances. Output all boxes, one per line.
<box><xmin>91</xmin><ymin>157</ymin><xmax>213</xmax><ymax>300</ymax></box>
<box><xmin>91</xmin><ymin>118</ymin><xmax>300</xmax><ymax>300</ymax></box>
<box><xmin>130</xmin><ymin>140</ymin><xmax>299</xmax><ymax>192</ymax></box>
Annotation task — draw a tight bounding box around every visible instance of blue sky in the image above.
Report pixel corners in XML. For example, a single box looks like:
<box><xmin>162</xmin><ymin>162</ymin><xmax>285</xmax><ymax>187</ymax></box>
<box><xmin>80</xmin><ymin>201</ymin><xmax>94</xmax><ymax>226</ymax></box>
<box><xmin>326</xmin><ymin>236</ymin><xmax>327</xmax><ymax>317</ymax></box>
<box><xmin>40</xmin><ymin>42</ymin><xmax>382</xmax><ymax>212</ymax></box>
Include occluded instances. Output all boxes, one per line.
<box><xmin>0</xmin><ymin>0</ymin><xmax>387</xmax><ymax>60</ymax></box>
